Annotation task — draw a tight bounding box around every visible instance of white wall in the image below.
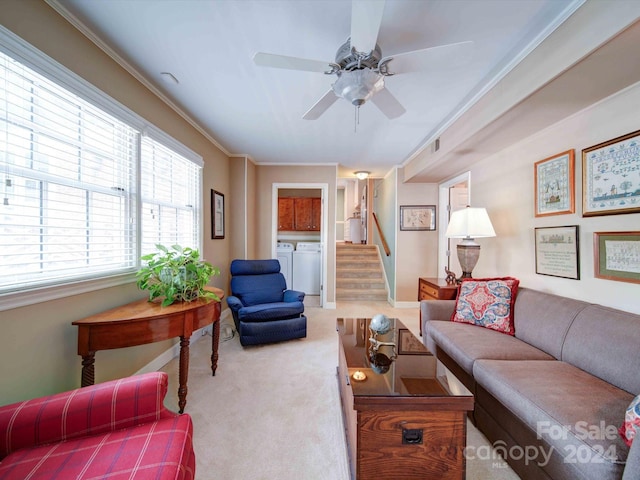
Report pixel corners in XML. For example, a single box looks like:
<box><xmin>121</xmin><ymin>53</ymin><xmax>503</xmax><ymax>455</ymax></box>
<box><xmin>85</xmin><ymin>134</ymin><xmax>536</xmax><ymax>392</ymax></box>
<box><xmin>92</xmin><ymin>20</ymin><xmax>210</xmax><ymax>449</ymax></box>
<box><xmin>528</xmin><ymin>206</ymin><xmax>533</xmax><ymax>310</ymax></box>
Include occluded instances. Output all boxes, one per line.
<box><xmin>471</xmin><ymin>81</ymin><xmax>640</xmax><ymax>314</ymax></box>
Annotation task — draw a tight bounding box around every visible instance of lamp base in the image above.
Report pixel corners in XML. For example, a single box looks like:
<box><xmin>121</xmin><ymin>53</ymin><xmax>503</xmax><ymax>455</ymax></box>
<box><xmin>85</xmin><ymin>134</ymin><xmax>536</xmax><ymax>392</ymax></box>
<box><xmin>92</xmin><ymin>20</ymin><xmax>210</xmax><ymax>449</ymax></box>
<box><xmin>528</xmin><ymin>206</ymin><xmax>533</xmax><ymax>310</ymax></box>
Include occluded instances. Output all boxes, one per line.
<box><xmin>456</xmin><ymin>240</ymin><xmax>481</xmax><ymax>282</ymax></box>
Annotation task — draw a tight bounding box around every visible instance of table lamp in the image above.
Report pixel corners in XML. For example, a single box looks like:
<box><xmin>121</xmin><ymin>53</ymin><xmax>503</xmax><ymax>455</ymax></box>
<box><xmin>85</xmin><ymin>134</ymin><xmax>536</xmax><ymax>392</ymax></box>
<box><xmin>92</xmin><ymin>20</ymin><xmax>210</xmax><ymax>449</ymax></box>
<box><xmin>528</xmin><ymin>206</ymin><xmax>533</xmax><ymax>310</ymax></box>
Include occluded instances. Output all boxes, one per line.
<box><xmin>445</xmin><ymin>206</ymin><xmax>496</xmax><ymax>281</ymax></box>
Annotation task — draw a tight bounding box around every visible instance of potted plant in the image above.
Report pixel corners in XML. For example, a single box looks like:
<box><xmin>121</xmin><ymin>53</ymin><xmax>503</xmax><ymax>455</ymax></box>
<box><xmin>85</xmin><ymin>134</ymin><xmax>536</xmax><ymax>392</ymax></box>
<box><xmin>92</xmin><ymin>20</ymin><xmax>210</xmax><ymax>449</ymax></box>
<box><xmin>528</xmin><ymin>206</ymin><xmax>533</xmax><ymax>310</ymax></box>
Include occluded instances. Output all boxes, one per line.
<box><xmin>136</xmin><ymin>244</ymin><xmax>220</xmax><ymax>307</ymax></box>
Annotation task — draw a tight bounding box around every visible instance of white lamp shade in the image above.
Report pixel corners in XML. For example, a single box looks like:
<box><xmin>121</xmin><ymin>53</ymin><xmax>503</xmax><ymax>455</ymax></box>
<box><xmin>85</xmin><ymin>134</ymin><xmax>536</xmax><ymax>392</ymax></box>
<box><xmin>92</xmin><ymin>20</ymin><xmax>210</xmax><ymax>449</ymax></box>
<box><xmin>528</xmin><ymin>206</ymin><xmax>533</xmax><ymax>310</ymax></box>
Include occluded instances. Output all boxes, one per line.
<box><xmin>445</xmin><ymin>207</ymin><xmax>496</xmax><ymax>239</ymax></box>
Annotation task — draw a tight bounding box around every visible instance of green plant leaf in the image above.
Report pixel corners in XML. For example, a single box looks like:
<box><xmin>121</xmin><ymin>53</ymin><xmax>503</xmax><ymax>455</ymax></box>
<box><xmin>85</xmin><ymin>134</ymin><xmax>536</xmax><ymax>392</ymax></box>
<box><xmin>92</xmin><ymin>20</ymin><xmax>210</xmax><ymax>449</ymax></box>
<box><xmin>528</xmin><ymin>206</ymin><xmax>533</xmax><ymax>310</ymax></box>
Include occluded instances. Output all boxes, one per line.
<box><xmin>136</xmin><ymin>243</ymin><xmax>220</xmax><ymax>305</ymax></box>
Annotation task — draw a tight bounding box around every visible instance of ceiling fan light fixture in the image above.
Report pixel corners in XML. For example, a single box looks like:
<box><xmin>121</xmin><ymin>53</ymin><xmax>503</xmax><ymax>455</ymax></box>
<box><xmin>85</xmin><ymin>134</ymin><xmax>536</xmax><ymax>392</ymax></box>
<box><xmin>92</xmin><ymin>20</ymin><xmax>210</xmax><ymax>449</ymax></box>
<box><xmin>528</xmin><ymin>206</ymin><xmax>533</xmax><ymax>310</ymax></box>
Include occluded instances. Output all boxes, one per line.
<box><xmin>332</xmin><ymin>69</ymin><xmax>384</xmax><ymax>106</ymax></box>
<box><xmin>355</xmin><ymin>171</ymin><xmax>370</xmax><ymax>180</ymax></box>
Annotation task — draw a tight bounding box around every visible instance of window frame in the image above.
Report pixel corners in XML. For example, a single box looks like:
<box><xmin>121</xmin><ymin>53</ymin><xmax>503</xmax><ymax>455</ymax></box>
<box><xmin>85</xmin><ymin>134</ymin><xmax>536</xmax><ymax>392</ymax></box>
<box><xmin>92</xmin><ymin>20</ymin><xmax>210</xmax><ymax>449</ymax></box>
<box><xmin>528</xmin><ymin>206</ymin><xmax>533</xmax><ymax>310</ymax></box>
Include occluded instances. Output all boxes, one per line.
<box><xmin>0</xmin><ymin>26</ymin><xmax>203</xmax><ymax>311</ymax></box>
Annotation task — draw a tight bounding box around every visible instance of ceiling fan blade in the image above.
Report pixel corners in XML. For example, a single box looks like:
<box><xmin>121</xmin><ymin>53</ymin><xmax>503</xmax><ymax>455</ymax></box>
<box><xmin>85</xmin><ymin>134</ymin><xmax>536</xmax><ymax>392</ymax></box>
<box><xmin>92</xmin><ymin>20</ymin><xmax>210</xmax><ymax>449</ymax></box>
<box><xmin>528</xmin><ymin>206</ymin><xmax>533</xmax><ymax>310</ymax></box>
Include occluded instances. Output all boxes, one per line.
<box><xmin>253</xmin><ymin>52</ymin><xmax>332</xmax><ymax>73</ymax></box>
<box><xmin>350</xmin><ymin>0</ymin><xmax>386</xmax><ymax>54</ymax></box>
<box><xmin>371</xmin><ymin>88</ymin><xmax>406</xmax><ymax>119</ymax></box>
<box><xmin>380</xmin><ymin>41</ymin><xmax>474</xmax><ymax>74</ymax></box>
<box><xmin>303</xmin><ymin>90</ymin><xmax>339</xmax><ymax>120</ymax></box>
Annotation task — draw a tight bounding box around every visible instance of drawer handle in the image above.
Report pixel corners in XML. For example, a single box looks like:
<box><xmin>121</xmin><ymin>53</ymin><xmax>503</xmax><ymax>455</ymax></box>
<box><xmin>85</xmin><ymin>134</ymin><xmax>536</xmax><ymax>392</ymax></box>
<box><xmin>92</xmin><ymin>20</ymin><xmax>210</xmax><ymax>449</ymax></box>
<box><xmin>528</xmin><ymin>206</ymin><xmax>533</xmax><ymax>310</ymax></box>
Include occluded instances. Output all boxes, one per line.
<box><xmin>345</xmin><ymin>374</ymin><xmax>350</xmax><ymax>386</ymax></box>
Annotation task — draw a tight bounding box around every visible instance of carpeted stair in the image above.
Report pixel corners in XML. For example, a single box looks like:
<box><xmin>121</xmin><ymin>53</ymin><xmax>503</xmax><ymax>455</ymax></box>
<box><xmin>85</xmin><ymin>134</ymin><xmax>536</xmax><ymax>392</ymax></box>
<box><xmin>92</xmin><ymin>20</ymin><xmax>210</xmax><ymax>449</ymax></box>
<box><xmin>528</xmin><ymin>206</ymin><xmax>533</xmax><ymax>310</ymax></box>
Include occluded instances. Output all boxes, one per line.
<box><xmin>336</xmin><ymin>243</ymin><xmax>387</xmax><ymax>301</ymax></box>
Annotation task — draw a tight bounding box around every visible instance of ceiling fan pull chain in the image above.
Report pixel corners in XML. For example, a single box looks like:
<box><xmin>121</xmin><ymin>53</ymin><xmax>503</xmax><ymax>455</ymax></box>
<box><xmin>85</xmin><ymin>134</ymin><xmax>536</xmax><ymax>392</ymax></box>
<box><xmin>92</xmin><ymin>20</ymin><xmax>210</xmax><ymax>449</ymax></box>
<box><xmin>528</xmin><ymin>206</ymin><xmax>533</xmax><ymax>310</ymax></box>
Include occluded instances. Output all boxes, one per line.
<box><xmin>354</xmin><ymin>105</ymin><xmax>357</xmax><ymax>133</ymax></box>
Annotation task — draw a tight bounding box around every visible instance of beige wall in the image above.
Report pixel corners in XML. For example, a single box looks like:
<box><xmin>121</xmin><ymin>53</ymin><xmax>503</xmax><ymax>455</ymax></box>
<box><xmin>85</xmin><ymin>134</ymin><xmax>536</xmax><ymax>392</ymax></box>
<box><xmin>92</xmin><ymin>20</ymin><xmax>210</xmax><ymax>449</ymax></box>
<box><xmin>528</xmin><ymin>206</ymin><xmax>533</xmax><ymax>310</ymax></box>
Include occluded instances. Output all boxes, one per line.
<box><xmin>229</xmin><ymin>156</ymin><xmax>248</xmax><ymax>261</ymax></box>
<box><xmin>469</xmin><ymin>81</ymin><xmax>640</xmax><ymax>315</ymax></box>
<box><xmin>396</xmin><ymin>180</ymin><xmax>439</xmax><ymax>302</ymax></box>
<box><xmin>0</xmin><ymin>0</ymin><xmax>231</xmax><ymax>404</ymax></box>
<box><xmin>256</xmin><ymin>165</ymin><xmax>337</xmax><ymax>304</ymax></box>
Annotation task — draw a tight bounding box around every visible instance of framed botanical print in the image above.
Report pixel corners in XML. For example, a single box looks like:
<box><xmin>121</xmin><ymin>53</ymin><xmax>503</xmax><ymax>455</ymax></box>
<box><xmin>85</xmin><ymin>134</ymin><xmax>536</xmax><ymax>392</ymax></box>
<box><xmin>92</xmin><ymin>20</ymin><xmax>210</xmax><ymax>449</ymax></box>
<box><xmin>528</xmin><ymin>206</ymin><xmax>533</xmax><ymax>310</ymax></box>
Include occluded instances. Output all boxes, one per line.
<box><xmin>534</xmin><ymin>150</ymin><xmax>575</xmax><ymax>217</ymax></box>
<box><xmin>211</xmin><ymin>189</ymin><xmax>224</xmax><ymax>239</ymax></box>
<box><xmin>583</xmin><ymin>129</ymin><xmax>640</xmax><ymax>216</ymax></box>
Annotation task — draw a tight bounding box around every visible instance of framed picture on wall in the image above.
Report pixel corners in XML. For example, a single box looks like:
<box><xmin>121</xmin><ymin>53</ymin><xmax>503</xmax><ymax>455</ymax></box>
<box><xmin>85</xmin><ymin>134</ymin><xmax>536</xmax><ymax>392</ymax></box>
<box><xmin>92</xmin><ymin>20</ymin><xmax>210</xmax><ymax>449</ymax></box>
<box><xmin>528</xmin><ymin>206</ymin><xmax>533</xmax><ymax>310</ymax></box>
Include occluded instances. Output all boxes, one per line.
<box><xmin>211</xmin><ymin>190</ymin><xmax>224</xmax><ymax>239</ymax></box>
<box><xmin>594</xmin><ymin>231</ymin><xmax>640</xmax><ymax>284</ymax></box>
<box><xmin>534</xmin><ymin>150</ymin><xmax>575</xmax><ymax>217</ymax></box>
<box><xmin>583</xmin><ymin>129</ymin><xmax>640</xmax><ymax>216</ymax></box>
<box><xmin>534</xmin><ymin>225</ymin><xmax>580</xmax><ymax>280</ymax></box>
<box><xmin>399</xmin><ymin>205</ymin><xmax>436</xmax><ymax>231</ymax></box>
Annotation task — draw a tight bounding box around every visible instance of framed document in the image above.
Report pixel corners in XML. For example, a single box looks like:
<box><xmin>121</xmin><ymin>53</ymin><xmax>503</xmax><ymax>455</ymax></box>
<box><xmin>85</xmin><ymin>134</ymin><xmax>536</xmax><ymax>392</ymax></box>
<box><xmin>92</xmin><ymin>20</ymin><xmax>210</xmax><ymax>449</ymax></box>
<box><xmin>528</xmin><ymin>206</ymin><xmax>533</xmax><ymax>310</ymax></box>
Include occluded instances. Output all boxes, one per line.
<box><xmin>534</xmin><ymin>226</ymin><xmax>580</xmax><ymax>280</ymax></box>
<box><xmin>399</xmin><ymin>205</ymin><xmax>436</xmax><ymax>231</ymax></box>
<box><xmin>594</xmin><ymin>231</ymin><xmax>640</xmax><ymax>284</ymax></box>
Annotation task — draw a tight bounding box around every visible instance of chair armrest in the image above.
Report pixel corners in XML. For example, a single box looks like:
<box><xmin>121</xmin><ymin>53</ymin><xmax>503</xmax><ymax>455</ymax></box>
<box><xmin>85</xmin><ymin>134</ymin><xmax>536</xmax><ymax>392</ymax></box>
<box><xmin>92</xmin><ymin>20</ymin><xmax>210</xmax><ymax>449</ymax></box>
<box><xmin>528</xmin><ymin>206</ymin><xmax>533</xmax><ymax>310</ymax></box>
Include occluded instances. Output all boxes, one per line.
<box><xmin>284</xmin><ymin>289</ymin><xmax>305</xmax><ymax>303</ymax></box>
<box><xmin>623</xmin><ymin>436</ymin><xmax>640</xmax><ymax>480</ymax></box>
<box><xmin>0</xmin><ymin>372</ymin><xmax>173</xmax><ymax>459</ymax></box>
<box><xmin>227</xmin><ymin>295</ymin><xmax>244</xmax><ymax>312</ymax></box>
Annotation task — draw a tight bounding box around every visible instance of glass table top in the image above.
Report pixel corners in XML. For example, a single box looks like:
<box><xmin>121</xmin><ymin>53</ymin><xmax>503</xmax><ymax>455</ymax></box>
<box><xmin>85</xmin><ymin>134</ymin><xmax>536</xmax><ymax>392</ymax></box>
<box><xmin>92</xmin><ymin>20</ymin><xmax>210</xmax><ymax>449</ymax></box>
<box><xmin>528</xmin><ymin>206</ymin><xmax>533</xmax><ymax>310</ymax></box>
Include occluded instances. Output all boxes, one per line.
<box><xmin>337</xmin><ymin>317</ymin><xmax>472</xmax><ymax>399</ymax></box>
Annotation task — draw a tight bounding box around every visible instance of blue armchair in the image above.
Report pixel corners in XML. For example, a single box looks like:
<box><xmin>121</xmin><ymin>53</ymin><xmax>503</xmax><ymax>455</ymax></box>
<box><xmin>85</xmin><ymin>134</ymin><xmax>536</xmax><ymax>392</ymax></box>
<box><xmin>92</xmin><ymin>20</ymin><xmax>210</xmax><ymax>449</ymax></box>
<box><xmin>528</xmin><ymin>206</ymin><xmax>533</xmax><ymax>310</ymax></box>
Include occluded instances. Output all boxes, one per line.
<box><xmin>227</xmin><ymin>259</ymin><xmax>307</xmax><ymax>346</ymax></box>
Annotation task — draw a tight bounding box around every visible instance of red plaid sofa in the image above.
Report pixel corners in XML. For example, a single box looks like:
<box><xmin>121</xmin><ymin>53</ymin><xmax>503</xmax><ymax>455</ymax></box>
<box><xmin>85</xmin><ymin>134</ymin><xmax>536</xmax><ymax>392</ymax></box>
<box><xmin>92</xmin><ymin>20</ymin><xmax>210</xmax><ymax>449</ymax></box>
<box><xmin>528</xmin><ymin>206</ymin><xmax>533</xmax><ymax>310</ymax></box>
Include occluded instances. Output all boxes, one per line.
<box><xmin>0</xmin><ymin>372</ymin><xmax>195</xmax><ymax>479</ymax></box>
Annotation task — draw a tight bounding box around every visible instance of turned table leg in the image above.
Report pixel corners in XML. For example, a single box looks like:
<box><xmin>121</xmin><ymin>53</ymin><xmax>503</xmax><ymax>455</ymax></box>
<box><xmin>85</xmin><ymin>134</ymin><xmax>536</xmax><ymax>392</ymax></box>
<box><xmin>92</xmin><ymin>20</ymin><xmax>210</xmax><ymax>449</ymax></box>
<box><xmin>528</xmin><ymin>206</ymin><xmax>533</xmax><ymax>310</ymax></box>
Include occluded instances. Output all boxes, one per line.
<box><xmin>81</xmin><ymin>352</ymin><xmax>96</xmax><ymax>387</ymax></box>
<box><xmin>211</xmin><ymin>319</ymin><xmax>220</xmax><ymax>376</ymax></box>
<box><xmin>178</xmin><ymin>336</ymin><xmax>190</xmax><ymax>414</ymax></box>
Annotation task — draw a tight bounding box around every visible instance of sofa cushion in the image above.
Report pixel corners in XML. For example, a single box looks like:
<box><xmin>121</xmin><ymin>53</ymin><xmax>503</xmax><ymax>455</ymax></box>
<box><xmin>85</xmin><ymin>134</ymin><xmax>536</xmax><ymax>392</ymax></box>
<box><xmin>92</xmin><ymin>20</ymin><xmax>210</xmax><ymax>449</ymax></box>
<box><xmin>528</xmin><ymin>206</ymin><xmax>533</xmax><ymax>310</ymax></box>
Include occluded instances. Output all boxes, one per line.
<box><xmin>561</xmin><ymin>304</ymin><xmax>640</xmax><ymax>395</ymax></box>
<box><xmin>451</xmin><ymin>277</ymin><xmax>519</xmax><ymax>335</ymax></box>
<box><xmin>425</xmin><ymin>320</ymin><xmax>554</xmax><ymax>375</ymax></box>
<box><xmin>474</xmin><ymin>359</ymin><xmax>631</xmax><ymax>479</ymax></box>
<box><xmin>620</xmin><ymin>395</ymin><xmax>640</xmax><ymax>447</ymax></box>
<box><xmin>0</xmin><ymin>414</ymin><xmax>195</xmax><ymax>480</ymax></box>
<box><xmin>238</xmin><ymin>301</ymin><xmax>304</xmax><ymax>322</ymax></box>
<box><xmin>512</xmin><ymin>287</ymin><xmax>590</xmax><ymax>359</ymax></box>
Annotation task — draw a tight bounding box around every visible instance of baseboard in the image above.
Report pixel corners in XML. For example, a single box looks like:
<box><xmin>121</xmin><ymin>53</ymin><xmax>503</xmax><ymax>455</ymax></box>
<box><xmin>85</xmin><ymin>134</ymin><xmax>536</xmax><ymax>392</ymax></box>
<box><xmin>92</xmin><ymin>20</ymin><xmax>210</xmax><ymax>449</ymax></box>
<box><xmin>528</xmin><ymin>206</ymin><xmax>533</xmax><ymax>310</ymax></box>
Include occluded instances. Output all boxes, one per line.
<box><xmin>323</xmin><ymin>301</ymin><xmax>337</xmax><ymax>309</ymax></box>
<box><xmin>392</xmin><ymin>300</ymin><xmax>420</xmax><ymax>308</ymax></box>
<box><xmin>134</xmin><ymin>307</ymin><xmax>232</xmax><ymax>376</ymax></box>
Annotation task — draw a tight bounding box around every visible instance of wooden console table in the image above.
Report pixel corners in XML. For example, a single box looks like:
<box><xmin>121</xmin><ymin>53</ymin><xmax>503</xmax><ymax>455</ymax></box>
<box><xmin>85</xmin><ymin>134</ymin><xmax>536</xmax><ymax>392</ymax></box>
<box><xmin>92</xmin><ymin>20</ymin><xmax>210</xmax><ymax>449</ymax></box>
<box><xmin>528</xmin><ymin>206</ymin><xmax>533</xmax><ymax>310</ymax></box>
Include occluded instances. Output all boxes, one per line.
<box><xmin>72</xmin><ymin>287</ymin><xmax>224</xmax><ymax>413</ymax></box>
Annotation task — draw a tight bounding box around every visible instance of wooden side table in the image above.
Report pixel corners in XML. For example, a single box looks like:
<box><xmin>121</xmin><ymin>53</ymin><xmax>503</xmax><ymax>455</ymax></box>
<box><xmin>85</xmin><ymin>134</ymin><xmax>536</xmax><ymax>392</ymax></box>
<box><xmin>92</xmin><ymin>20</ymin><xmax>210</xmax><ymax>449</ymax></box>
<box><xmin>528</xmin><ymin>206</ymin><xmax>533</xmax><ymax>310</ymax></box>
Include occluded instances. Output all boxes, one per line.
<box><xmin>418</xmin><ymin>278</ymin><xmax>458</xmax><ymax>336</ymax></box>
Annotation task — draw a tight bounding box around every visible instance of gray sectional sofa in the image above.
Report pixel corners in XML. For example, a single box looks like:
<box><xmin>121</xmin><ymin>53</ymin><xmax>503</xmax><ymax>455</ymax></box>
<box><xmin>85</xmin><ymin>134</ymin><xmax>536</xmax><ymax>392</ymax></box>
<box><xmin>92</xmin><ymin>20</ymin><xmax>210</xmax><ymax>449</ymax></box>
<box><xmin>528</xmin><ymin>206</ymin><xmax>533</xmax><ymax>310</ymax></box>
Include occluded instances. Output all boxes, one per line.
<box><xmin>421</xmin><ymin>287</ymin><xmax>640</xmax><ymax>480</ymax></box>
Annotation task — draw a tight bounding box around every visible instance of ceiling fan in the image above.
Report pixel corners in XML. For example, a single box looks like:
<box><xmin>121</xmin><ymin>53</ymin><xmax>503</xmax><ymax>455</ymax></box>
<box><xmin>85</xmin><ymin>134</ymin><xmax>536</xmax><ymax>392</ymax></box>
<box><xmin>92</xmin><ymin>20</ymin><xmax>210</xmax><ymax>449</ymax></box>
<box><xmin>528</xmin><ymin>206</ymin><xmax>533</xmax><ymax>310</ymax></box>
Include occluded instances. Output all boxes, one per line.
<box><xmin>253</xmin><ymin>0</ymin><xmax>473</xmax><ymax>121</ymax></box>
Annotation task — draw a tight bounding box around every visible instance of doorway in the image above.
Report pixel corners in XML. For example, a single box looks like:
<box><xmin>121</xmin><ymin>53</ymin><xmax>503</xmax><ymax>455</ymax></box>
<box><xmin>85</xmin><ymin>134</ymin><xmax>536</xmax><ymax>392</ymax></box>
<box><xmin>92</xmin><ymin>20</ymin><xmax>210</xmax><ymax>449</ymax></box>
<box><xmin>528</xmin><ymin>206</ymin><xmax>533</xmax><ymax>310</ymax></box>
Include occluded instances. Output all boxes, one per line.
<box><xmin>438</xmin><ymin>172</ymin><xmax>470</xmax><ymax>278</ymax></box>
<box><xmin>272</xmin><ymin>183</ymin><xmax>328</xmax><ymax>307</ymax></box>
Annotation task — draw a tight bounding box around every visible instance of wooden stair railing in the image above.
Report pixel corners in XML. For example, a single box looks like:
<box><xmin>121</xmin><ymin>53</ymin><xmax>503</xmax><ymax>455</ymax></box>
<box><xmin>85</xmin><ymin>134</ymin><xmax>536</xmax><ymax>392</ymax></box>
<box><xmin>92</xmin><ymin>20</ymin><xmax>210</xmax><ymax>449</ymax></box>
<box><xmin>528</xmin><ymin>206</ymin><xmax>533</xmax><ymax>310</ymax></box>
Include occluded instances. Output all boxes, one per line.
<box><xmin>371</xmin><ymin>212</ymin><xmax>391</xmax><ymax>257</ymax></box>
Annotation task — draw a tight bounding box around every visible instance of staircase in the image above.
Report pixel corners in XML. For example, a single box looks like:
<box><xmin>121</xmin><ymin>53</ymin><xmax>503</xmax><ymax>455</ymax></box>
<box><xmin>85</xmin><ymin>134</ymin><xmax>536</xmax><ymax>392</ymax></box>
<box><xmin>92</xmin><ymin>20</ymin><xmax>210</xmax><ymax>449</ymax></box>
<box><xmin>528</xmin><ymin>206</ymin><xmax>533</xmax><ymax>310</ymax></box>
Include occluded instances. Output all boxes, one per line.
<box><xmin>336</xmin><ymin>243</ymin><xmax>387</xmax><ymax>301</ymax></box>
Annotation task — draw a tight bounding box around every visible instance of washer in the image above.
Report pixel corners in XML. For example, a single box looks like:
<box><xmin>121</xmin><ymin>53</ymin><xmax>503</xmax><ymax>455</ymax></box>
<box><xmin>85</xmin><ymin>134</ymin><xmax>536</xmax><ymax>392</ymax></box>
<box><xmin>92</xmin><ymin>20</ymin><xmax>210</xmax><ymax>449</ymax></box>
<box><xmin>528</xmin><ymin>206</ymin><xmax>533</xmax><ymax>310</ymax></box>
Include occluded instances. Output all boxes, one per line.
<box><xmin>293</xmin><ymin>242</ymin><xmax>322</xmax><ymax>295</ymax></box>
<box><xmin>276</xmin><ymin>242</ymin><xmax>294</xmax><ymax>289</ymax></box>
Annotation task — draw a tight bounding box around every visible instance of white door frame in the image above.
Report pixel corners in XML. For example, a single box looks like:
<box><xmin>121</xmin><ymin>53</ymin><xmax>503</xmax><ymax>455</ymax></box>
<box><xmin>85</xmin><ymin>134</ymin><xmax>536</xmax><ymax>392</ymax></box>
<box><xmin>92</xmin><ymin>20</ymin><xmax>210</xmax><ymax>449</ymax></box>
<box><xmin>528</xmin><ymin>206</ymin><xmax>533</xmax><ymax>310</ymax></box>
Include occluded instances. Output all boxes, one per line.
<box><xmin>272</xmin><ymin>183</ymin><xmax>328</xmax><ymax>307</ymax></box>
<box><xmin>437</xmin><ymin>172</ymin><xmax>471</xmax><ymax>276</ymax></box>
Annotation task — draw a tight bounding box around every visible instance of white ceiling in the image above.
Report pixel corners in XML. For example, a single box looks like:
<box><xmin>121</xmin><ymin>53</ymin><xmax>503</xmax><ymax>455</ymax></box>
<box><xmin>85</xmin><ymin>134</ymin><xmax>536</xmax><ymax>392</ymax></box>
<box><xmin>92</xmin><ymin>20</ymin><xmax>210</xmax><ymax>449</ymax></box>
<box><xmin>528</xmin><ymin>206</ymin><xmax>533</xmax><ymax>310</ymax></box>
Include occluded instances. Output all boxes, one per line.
<box><xmin>52</xmin><ymin>0</ymin><xmax>582</xmax><ymax>178</ymax></box>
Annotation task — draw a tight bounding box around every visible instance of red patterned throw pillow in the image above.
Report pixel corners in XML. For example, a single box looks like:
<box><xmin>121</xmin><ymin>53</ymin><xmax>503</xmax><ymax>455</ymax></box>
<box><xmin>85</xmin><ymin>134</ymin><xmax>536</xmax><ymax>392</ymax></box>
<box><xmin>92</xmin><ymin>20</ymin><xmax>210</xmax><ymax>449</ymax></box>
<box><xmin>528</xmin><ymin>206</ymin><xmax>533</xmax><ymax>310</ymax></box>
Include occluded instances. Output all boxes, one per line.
<box><xmin>451</xmin><ymin>277</ymin><xmax>520</xmax><ymax>335</ymax></box>
<box><xmin>620</xmin><ymin>394</ymin><xmax>640</xmax><ymax>447</ymax></box>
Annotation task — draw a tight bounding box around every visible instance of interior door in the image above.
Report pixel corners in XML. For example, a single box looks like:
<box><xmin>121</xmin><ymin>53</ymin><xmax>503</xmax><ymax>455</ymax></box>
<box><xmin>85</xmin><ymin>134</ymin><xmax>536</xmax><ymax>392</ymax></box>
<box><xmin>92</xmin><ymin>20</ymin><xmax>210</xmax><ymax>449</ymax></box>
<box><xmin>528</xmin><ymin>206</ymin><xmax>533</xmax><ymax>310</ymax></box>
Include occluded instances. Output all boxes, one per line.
<box><xmin>447</xmin><ymin>185</ymin><xmax>469</xmax><ymax>275</ymax></box>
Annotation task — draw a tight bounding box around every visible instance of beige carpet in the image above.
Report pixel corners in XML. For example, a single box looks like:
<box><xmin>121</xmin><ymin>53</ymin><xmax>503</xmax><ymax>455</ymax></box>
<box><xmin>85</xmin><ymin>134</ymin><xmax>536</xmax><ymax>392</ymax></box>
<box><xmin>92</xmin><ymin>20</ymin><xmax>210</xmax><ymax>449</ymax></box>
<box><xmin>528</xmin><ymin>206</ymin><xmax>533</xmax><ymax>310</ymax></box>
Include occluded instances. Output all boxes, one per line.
<box><xmin>160</xmin><ymin>302</ymin><xmax>520</xmax><ymax>479</ymax></box>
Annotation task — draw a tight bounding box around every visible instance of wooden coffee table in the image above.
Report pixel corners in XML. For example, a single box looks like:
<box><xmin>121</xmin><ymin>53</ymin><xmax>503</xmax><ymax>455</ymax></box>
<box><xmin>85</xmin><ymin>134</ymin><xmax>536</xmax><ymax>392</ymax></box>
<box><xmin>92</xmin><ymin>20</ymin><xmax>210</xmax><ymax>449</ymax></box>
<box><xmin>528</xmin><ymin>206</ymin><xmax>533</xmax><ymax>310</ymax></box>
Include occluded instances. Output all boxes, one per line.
<box><xmin>336</xmin><ymin>318</ymin><xmax>474</xmax><ymax>480</ymax></box>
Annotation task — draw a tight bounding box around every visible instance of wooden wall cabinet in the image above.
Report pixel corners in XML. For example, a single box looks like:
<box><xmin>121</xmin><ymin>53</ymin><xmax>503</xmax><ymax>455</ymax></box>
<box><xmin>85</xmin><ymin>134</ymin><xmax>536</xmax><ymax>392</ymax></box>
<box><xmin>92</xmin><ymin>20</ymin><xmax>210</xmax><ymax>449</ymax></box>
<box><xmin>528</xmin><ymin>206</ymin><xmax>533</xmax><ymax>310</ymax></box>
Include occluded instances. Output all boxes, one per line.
<box><xmin>278</xmin><ymin>197</ymin><xmax>321</xmax><ymax>231</ymax></box>
<box><xmin>278</xmin><ymin>198</ymin><xmax>295</xmax><ymax>231</ymax></box>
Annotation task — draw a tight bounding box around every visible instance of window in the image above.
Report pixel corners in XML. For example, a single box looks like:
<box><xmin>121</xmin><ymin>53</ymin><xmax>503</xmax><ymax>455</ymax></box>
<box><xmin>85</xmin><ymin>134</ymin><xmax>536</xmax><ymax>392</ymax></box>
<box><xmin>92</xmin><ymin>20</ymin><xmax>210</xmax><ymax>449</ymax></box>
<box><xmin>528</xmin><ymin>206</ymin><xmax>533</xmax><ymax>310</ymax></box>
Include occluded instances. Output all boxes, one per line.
<box><xmin>140</xmin><ymin>136</ymin><xmax>200</xmax><ymax>255</ymax></box>
<box><xmin>0</xmin><ymin>33</ymin><xmax>202</xmax><ymax>303</ymax></box>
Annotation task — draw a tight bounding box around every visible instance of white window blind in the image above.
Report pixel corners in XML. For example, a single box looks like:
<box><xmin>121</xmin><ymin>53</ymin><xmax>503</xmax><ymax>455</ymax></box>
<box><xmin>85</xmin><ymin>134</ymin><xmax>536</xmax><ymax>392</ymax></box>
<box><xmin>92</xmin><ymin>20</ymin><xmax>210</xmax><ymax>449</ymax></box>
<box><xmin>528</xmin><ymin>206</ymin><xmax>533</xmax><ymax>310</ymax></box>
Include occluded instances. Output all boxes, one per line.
<box><xmin>140</xmin><ymin>136</ymin><xmax>200</xmax><ymax>256</ymax></box>
<box><xmin>0</xmin><ymin>31</ymin><xmax>203</xmax><ymax>303</ymax></box>
<box><xmin>0</xmin><ymin>51</ymin><xmax>138</xmax><ymax>293</ymax></box>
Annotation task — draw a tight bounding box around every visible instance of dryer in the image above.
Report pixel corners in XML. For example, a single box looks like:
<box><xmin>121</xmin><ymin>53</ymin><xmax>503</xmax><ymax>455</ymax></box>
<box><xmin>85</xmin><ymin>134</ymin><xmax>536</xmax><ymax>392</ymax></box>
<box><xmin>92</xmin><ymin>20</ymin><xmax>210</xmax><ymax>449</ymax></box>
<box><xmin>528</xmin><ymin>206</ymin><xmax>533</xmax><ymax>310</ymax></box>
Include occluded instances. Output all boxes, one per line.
<box><xmin>293</xmin><ymin>242</ymin><xmax>321</xmax><ymax>295</ymax></box>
